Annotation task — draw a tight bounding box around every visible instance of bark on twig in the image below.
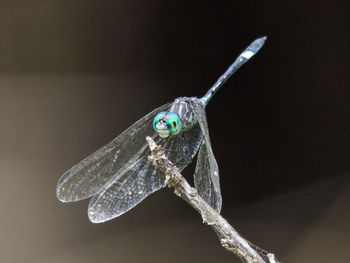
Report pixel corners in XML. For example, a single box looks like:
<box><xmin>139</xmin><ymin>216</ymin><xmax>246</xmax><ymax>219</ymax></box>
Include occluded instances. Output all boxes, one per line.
<box><xmin>146</xmin><ymin>136</ymin><xmax>279</xmax><ymax>263</ymax></box>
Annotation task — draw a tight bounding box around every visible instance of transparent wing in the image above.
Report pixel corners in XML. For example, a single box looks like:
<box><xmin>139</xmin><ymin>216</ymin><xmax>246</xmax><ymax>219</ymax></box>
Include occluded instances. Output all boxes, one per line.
<box><xmin>56</xmin><ymin>102</ymin><xmax>172</xmax><ymax>202</ymax></box>
<box><xmin>88</xmin><ymin>146</ymin><xmax>164</xmax><ymax>223</ymax></box>
<box><xmin>163</xmin><ymin>122</ymin><xmax>203</xmax><ymax>169</ymax></box>
<box><xmin>190</xmin><ymin>99</ymin><xmax>222</xmax><ymax>213</ymax></box>
<box><xmin>88</xmin><ymin>120</ymin><xmax>203</xmax><ymax>223</ymax></box>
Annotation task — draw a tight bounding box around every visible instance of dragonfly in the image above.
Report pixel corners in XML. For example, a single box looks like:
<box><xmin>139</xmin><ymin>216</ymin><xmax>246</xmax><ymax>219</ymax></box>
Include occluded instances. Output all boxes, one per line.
<box><xmin>56</xmin><ymin>37</ymin><xmax>266</xmax><ymax>223</ymax></box>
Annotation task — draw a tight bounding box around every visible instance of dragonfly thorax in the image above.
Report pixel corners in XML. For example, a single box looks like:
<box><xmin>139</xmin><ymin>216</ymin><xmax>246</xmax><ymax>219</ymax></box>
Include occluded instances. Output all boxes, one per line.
<box><xmin>169</xmin><ymin>98</ymin><xmax>195</xmax><ymax>127</ymax></box>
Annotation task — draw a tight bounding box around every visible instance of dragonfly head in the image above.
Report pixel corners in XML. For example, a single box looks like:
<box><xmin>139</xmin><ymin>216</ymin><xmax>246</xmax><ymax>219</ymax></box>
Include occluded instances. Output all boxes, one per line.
<box><xmin>153</xmin><ymin>111</ymin><xmax>182</xmax><ymax>138</ymax></box>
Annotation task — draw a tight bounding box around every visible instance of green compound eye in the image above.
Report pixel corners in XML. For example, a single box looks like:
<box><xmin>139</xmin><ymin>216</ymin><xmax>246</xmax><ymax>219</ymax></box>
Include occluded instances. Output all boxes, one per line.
<box><xmin>153</xmin><ymin>111</ymin><xmax>182</xmax><ymax>138</ymax></box>
<box><xmin>153</xmin><ymin>112</ymin><xmax>167</xmax><ymax>131</ymax></box>
<box><xmin>165</xmin><ymin>112</ymin><xmax>181</xmax><ymax>135</ymax></box>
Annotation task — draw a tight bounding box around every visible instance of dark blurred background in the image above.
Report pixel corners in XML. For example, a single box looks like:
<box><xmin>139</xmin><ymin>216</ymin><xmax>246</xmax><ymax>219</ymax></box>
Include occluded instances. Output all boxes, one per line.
<box><xmin>0</xmin><ymin>1</ymin><xmax>349</xmax><ymax>262</ymax></box>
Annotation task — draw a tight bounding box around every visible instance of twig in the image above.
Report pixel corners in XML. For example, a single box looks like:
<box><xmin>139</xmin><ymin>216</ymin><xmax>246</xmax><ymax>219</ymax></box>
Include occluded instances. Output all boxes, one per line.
<box><xmin>146</xmin><ymin>136</ymin><xmax>279</xmax><ymax>263</ymax></box>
